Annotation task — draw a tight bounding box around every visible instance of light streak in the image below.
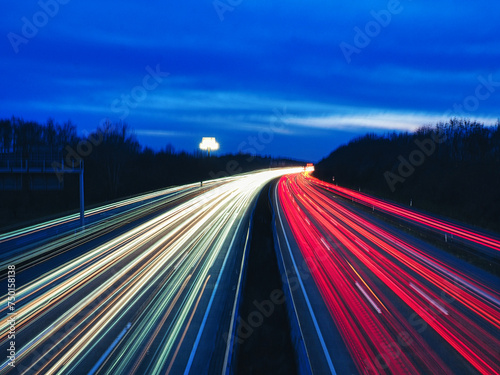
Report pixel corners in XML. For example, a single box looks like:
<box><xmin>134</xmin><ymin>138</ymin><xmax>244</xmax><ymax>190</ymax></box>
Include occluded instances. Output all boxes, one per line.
<box><xmin>276</xmin><ymin>172</ymin><xmax>500</xmax><ymax>374</ymax></box>
<box><xmin>0</xmin><ymin>168</ymin><xmax>302</xmax><ymax>374</ymax></box>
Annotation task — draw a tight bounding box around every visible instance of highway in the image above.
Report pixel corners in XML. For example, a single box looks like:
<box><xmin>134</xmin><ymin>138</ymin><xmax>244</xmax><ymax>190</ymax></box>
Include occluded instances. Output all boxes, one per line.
<box><xmin>2</xmin><ymin>168</ymin><xmax>499</xmax><ymax>375</ymax></box>
<box><xmin>273</xmin><ymin>172</ymin><xmax>500</xmax><ymax>374</ymax></box>
<box><xmin>0</xmin><ymin>182</ymin><xmax>206</xmax><ymax>269</ymax></box>
<box><xmin>0</xmin><ymin>167</ymin><xmax>301</xmax><ymax>375</ymax></box>
<box><xmin>311</xmin><ymin>179</ymin><xmax>500</xmax><ymax>257</ymax></box>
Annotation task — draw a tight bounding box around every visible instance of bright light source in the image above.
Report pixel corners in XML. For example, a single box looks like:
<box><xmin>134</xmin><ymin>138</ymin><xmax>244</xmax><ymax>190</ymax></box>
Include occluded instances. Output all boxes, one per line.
<box><xmin>306</xmin><ymin>163</ymin><xmax>315</xmax><ymax>172</ymax></box>
<box><xmin>199</xmin><ymin>137</ymin><xmax>219</xmax><ymax>152</ymax></box>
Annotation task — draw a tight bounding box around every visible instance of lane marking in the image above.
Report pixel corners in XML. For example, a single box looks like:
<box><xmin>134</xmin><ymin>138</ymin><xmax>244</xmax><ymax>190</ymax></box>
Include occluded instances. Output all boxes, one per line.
<box><xmin>355</xmin><ymin>239</ymin><xmax>370</xmax><ymax>253</ymax></box>
<box><xmin>409</xmin><ymin>282</ymin><xmax>449</xmax><ymax>316</ymax></box>
<box><xmin>183</xmin><ymin>207</ymin><xmax>247</xmax><ymax>374</ymax></box>
<box><xmin>130</xmin><ymin>275</ymin><xmax>192</xmax><ymax>374</ymax></box>
<box><xmin>275</xmin><ymin>185</ymin><xmax>337</xmax><ymax>375</ymax></box>
<box><xmin>320</xmin><ymin>237</ymin><xmax>331</xmax><ymax>251</ymax></box>
<box><xmin>221</xmin><ymin>220</ymin><xmax>253</xmax><ymax>374</ymax></box>
<box><xmin>167</xmin><ymin>275</ymin><xmax>211</xmax><ymax>374</ymax></box>
<box><xmin>345</xmin><ymin>260</ymin><xmax>388</xmax><ymax>313</ymax></box>
<box><xmin>87</xmin><ymin>322</ymin><xmax>132</xmax><ymax>375</ymax></box>
<box><xmin>355</xmin><ymin>282</ymin><xmax>382</xmax><ymax>314</ymax></box>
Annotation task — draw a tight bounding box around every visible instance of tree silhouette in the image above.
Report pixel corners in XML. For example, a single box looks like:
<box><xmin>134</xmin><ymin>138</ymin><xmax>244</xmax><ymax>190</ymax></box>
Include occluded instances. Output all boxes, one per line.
<box><xmin>314</xmin><ymin>118</ymin><xmax>500</xmax><ymax>232</ymax></box>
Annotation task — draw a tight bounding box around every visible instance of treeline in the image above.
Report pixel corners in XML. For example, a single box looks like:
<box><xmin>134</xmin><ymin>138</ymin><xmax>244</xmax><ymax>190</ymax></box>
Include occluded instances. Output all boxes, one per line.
<box><xmin>314</xmin><ymin>118</ymin><xmax>500</xmax><ymax>233</ymax></box>
<box><xmin>0</xmin><ymin>117</ymin><xmax>301</xmax><ymax>229</ymax></box>
<box><xmin>0</xmin><ymin>117</ymin><xmax>79</xmax><ymax>154</ymax></box>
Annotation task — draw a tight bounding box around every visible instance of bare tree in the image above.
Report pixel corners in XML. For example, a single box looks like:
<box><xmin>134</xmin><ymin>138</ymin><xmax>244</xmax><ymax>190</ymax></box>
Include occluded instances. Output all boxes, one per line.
<box><xmin>94</xmin><ymin>120</ymin><xmax>140</xmax><ymax>197</ymax></box>
<box><xmin>0</xmin><ymin>119</ymin><xmax>13</xmax><ymax>153</ymax></box>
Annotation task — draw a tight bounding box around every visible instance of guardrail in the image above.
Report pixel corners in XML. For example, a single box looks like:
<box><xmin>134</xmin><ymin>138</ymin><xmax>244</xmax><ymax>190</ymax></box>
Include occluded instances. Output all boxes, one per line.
<box><xmin>269</xmin><ymin>184</ymin><xmax>314</xmax><ymax>375</ymax></box>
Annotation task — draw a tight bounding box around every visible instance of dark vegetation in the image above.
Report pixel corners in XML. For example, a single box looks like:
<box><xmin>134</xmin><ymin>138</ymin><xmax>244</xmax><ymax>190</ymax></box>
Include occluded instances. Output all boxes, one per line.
<box><xmin>0</xmin><ymin>117</ymin><xmax>301</xmax><ymax>230</ymax></box>
<box><xmin>314</xmin><ymin>118</ymin><xmax>500</xmax><ymax>233</ymax></box>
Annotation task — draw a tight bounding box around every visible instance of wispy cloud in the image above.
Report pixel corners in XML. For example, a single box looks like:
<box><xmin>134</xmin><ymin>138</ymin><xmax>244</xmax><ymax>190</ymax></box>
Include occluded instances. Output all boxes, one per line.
<box><xmin>1</xmin><ymin>0</ymin><xmax>498</xmax><ymax>161</ymax></box>
<box><xmin>287</xmin><ymin>112</ymin><xmax>499</xmax><ymax>132</ymax></box>
<box><xmin>134</xmin><ymin>130</ymin><xmax>189</xmax><ymax>137</ymax></box>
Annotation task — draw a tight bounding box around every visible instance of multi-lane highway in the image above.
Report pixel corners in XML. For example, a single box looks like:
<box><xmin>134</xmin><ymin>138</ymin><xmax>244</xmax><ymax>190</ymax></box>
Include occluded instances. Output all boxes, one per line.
<box><xmin>273</xmin><ymin>172</ymin><xmax>500</xmax><ymax>374</ymax></box>
<box><xmin>0</xmin><ymin>168</ymin><xmax>301</xmax><ymax>375</ymax></box>
<box><xmin>2</xmin><ymin>168</ymin><xmax>499</xmax><ymax>375</ymax></box>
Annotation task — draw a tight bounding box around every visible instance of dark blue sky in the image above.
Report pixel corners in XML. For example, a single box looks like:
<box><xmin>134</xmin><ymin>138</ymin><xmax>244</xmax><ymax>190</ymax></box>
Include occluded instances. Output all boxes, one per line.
<box><xmin>2</xmin><ymin>1</ymin><xmax>499</xmax><ymax>161</ymax></box>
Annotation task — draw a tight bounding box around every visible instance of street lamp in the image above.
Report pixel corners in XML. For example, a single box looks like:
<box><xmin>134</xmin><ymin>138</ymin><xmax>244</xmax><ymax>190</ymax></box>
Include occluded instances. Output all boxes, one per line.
<box><xmin>199</xmin><ymin>137</ymin><xmax>219</xmax><ymax>157</ymax></box>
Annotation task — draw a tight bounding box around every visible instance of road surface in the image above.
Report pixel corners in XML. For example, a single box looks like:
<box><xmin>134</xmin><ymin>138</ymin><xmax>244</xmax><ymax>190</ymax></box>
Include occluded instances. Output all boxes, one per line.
<box><xmin>273</xmin><ymin>172</ymin><xmax>500</xmax><ymax>374</ymax></box>
<box><xmin>0</xmin><ymin>168</ymin><xmax>301</xmax><ymax>374</ymax></box>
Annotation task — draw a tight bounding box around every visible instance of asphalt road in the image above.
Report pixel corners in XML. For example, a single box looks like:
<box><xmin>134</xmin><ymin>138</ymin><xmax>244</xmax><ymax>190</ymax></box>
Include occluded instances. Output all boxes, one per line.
<box><xmin>272</xmin><ymin>172</ymin><xmax>500</xmax><ymax>375</ymax></box>
<box><xmin>2</xmin><ymin>168</ymin><xmax>498</xmax><ymax>374</ymax></box>
<box><xmin>0</xmin><ymin>168</ymin><xmax>302</xmax><ymax>375</ymax></box>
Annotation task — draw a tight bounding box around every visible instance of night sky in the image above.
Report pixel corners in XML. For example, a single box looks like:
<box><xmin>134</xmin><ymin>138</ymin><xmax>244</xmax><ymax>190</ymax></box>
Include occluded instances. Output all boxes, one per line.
<box><xmin>2</xmin><ymin>1</ymin><xmax>499</xmax><ymax>161</ymax></box>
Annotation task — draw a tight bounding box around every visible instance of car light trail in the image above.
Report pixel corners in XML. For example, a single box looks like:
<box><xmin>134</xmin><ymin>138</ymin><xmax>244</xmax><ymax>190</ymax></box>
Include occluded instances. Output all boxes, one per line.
<box><xmin>0</xmin><ymin>183</ymin><xmax>200</xmax><ymax>244</ymax></box>
<box><xmin>0</xmin><ymin>168</ymin><xmax>302</xmax><ymax>375</ymax></box>
<box><xmin>275</xmin><ymin>172</ymin><xmax>500</xmax><ymax>374</ymax></box>
<box><xmin>309</xmin><ymin>175</ymin><xmax>500</xmax><ymax>252</ymax></box>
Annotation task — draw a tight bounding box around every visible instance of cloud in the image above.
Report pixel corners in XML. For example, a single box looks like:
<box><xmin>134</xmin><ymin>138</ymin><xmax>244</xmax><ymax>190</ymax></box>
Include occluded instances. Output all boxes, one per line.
<box><xmin>134</xmin><ymin>130</ymin><xmax>188</xmax><ymax>137</ymax></box>
<box><xmin>1</xmin><ymin>0</ymin><xmax>499</xmax><ymax>161</ymax></box>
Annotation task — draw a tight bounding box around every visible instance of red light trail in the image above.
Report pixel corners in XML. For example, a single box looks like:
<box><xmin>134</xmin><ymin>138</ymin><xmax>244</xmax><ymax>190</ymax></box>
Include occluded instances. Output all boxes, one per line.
<box><xmin>277</xmin><ymin>173</ymin><xmax>500</xmax><ymax>374</ymax></box>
